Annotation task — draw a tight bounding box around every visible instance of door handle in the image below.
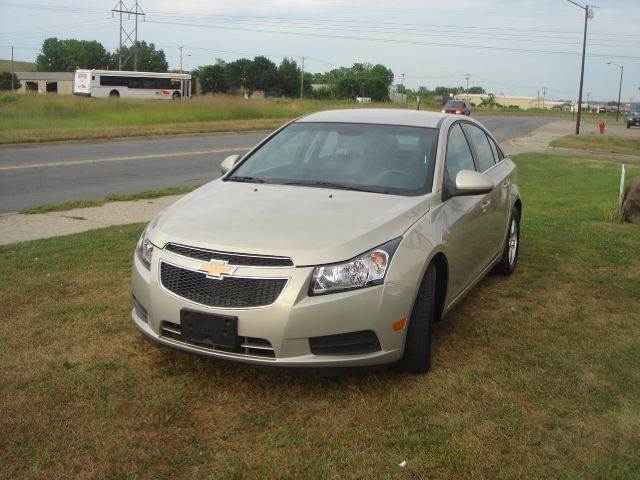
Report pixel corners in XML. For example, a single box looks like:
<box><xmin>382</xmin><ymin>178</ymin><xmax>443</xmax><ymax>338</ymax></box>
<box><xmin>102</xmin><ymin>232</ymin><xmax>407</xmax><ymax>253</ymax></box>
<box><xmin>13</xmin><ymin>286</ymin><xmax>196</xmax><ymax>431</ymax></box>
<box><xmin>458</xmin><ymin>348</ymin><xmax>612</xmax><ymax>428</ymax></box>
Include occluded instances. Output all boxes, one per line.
<box><xmin>481</xmin><ymin>200</ymin><xmax>491</xmax><ymax>212</ymax></box>
<box><xmin>502</xmin><ymin>180</ymin><xmax>510</xmax><ymax>189</ymax></box>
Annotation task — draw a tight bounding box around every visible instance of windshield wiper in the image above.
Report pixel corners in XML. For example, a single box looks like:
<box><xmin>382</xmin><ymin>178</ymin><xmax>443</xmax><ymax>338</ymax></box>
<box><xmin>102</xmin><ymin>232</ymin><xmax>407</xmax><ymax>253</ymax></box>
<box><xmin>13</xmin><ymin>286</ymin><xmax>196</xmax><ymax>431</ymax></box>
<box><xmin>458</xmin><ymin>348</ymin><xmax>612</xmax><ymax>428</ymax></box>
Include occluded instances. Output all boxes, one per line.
<box><xmin>282</xmin><ymin>180</ymin><xmax>380</xmax><ymax>193</ymax></box>
<box><xmin>228</xmin><ymin>176</ymin><xmax>269</xmax><ymax>184</ymax></box>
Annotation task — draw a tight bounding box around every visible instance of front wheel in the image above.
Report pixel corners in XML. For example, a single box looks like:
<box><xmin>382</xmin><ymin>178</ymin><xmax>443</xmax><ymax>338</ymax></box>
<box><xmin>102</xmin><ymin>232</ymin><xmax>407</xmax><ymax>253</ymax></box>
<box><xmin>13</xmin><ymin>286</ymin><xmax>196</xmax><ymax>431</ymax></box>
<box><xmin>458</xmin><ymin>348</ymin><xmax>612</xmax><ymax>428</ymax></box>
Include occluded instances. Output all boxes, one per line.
<box><xmin>399</xmin><ymin>263</ymin><xmax>436</xmax><ymax>373</ymax></box>
<box><xmin>172</xmin><ymin>92</ymin><xmax>181</xmax><ymax>100</ymax></box>
<box><xmin>493</xmin><ymin>208</ymin><xmax>520</xmax><ymax>276</ymax></box>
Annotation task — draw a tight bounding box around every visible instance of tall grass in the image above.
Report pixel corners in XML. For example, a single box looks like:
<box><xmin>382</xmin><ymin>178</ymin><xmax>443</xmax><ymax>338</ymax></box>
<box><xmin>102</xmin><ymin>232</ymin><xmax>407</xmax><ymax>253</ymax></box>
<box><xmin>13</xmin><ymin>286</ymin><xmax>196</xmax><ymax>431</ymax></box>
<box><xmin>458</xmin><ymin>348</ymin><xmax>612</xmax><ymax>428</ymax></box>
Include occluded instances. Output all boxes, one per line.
<box><xmin>0</xmin><ymin>95</ymin><xmax>410</xmax><ymax>143</ymax></box>
<box><xmin>0</xmin><ymin>95</ymin><xmax>379</xmax><ymax>131</ymax></box>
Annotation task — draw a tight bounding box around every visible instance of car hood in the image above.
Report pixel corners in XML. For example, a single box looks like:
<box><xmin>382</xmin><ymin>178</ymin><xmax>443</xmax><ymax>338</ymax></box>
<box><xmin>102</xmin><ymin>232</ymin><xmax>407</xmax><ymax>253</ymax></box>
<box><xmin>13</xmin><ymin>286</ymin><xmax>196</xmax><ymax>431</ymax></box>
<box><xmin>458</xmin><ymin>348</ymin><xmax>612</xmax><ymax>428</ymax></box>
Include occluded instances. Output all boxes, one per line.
<box><xmin>151</xmin><ymin>180</ymin><xmax>430</xmax><ymax>266</ymax></box>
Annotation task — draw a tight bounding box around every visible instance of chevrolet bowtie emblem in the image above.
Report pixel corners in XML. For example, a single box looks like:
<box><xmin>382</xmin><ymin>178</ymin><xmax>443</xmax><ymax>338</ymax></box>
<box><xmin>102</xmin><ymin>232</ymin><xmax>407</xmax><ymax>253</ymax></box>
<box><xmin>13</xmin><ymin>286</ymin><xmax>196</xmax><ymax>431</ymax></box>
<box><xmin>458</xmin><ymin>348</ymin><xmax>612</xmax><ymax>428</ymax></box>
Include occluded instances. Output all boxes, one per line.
<box><xmin>197</xmin><ymin>260</ymin><xmax>238</xmax><ymax>279</ymax></box>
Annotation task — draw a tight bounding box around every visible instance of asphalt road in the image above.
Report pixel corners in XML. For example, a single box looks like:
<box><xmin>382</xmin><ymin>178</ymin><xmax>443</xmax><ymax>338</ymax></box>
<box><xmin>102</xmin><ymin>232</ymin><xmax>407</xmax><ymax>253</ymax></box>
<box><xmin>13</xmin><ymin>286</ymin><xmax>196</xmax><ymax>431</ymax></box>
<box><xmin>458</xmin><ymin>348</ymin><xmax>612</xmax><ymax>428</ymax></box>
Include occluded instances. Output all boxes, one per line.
<box><xmin>0</xmin><ymin>115</ymin><xmax>556</xmax><ymax>214</ymax></box>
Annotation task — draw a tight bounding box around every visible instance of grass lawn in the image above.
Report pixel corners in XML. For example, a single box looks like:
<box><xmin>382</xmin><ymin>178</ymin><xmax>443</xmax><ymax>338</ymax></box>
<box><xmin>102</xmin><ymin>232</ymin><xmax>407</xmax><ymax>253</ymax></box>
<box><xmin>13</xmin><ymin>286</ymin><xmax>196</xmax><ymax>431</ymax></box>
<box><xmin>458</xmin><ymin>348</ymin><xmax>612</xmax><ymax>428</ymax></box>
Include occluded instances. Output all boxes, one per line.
<box><xmin>1</xmin><ymin>153</ymin><xmax>639</xmax><ymax>479</ymax></box>
<box><xmin>550</xmin><ymin>134</ymin><xmax>640</xmax><ymax>156</ymax></box>
<box><xmin>20</xmin><ymin>185</ymin><xmax>201</xmax><ymax>215</ymax></box>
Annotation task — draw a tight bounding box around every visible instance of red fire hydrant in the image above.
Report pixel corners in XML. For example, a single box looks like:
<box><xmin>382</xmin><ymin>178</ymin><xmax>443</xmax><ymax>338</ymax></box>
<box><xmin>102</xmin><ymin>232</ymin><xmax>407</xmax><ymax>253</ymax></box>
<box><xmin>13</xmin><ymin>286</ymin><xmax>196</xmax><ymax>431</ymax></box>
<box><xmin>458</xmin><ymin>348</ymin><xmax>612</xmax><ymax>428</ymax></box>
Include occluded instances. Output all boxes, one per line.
<box><xmin>599</xmin><ymin>121</ymin><xmax>605</xmax><ymax>134</ymax></box>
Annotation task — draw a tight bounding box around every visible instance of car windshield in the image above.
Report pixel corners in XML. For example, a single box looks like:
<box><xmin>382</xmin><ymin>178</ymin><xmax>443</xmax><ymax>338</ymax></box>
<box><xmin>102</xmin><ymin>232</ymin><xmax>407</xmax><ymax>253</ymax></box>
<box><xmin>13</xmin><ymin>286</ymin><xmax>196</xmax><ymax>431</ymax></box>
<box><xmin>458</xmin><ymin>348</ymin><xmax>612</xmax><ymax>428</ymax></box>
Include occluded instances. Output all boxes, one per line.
<box><xmin>445</xmin><ymin>101</ymin><xmax>464</xmax><ymax>108</ymax></box>
<box><xmin>227</xmin><ymin>122</ymin><xmax>438</xmax><ymax>196</ymax></box>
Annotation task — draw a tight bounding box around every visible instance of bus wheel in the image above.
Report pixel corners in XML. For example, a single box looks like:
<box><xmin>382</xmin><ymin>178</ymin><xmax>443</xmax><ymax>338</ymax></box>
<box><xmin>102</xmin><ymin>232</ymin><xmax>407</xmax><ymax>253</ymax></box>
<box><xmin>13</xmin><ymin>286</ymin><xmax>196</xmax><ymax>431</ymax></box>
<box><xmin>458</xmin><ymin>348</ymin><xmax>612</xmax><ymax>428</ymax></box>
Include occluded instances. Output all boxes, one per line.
<box><xmin>172</xmin><ymin>92</ymin><xmax>181</xmax><ymax>100</ymax></box>
<box><xmin>109</xmin><ymin>90</ymin><xmax>120</xmax><ymax>99</ymax></box>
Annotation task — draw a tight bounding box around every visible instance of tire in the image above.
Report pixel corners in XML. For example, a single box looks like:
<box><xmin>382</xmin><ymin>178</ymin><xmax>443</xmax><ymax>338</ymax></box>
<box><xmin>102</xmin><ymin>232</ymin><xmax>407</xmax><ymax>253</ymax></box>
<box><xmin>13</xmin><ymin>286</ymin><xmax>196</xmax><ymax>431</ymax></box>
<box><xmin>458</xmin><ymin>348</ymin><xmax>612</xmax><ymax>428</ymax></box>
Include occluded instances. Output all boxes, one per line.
<box><xmin>399</xmin><ymin>263</ymin><xmax>436</xmax><ymax>373</ymax></box>
<box><xmin>109</xmin><ymin>90</ymin><xmax>119</xmax><ymax>99</ymax></box>
<box><xmin>172</xmin><ymin>92</ymin><xmax>181</xmax><ymax>100</ymax></box>
<box><xmin>493</xmin><ymin>208</ymin><xmax>520</xmax><ymax>276</ymax></box>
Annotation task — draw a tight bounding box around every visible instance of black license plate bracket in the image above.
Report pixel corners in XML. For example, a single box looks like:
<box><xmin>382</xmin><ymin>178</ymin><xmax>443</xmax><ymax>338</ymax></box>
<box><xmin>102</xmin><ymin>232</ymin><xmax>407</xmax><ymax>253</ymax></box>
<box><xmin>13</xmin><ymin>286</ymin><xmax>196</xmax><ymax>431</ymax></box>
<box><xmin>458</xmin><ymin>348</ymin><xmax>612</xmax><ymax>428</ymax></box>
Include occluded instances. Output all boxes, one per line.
<box><xmin>180</xmin><ymin>309</ymin><xmax>238</xmax><ymax>348</ymax></box>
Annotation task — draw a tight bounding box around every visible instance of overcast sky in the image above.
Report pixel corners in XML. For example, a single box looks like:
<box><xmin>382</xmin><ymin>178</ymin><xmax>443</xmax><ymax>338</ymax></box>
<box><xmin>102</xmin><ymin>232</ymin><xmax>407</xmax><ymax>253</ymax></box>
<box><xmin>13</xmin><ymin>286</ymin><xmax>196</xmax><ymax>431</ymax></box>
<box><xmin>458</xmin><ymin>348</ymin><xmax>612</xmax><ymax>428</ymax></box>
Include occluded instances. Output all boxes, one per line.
<box><xmin>1</xmin><ymin>0</ymin><xmax>639</xmax><ymax>103</ymax></box>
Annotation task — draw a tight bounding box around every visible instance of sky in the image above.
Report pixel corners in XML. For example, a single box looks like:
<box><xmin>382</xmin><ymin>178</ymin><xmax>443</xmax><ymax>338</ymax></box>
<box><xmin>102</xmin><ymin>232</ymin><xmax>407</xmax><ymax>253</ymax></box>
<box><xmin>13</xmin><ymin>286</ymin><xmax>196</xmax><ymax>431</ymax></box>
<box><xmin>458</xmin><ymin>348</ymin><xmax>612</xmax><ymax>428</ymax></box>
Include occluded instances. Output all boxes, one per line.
<box><xmin>1</xmin><ymin>0</ymin><xmax>639</xmax><ymax>104</ymax></box>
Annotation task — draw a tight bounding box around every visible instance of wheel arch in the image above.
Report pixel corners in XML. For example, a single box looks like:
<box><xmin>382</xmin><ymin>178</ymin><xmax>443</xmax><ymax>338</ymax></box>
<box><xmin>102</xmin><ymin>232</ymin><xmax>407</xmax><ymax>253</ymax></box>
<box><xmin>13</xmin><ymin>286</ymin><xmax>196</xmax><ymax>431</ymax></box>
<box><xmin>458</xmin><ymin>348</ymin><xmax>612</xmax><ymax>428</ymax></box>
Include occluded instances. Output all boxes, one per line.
<box><xmin>513</xmin><ymin>198</ymin><xmax>522</xmax><ymax>217</ymax></box>
<box><xmin>429</xmin><ymin>252</ymin><xmax>449</xmax><ymax>322</ymax></box>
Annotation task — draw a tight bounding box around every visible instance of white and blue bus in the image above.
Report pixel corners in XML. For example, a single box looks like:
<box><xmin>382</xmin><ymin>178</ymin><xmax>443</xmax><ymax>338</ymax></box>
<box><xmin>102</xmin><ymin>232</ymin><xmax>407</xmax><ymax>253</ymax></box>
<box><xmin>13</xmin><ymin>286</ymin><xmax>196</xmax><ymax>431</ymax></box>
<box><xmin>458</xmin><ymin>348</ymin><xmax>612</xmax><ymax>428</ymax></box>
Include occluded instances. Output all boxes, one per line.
<box><xmin>73</xmin><ymin>69</ymin><xmax>192</xmax><ymax>100</ymax></box>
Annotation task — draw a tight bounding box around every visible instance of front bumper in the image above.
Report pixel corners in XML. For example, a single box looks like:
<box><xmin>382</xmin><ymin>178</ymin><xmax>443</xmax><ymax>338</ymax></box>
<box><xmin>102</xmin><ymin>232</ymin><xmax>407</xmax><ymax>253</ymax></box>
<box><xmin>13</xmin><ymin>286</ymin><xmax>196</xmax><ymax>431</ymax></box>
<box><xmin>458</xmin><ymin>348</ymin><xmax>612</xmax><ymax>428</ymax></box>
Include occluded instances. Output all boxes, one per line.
<box><xmin>131</xmin><ymin>247</ymin><xmax>416</xmax><ymax>369</ymax></box>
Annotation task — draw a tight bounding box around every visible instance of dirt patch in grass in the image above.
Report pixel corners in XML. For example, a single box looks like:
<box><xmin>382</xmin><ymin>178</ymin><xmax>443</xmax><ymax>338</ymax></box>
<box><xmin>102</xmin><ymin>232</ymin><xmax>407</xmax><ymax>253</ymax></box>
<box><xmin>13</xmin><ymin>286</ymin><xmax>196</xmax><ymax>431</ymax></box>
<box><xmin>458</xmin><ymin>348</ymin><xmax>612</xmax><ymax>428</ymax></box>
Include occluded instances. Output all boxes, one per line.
<box><xmin>1</xmin><ymin>154</ymin><xmax>639</xmax><ymax>479</ymax></box>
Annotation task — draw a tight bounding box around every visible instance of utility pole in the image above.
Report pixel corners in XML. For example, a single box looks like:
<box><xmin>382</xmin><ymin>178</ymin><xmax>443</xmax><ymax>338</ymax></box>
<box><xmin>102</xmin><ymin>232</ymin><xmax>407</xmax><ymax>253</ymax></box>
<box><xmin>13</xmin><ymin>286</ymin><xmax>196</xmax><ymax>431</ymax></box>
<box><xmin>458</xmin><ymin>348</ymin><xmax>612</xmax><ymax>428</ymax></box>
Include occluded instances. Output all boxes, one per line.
<box><xmin>542</xmin><ymin>86</ymin><xmax>547</xmax><ymax>109</ymax></box>
<box><xmin>606</xmin><ymin>61</ymin><xmax>623</xmax><ymax>121</ymax></box>
<box><xmin>11</xmin><ymin>46</ymin><xmax>15</xmax><ymax>91</ymax></box>
<box><xmin>300</xmin><ymin>57</ymin><xmax>305</xmax><ymax>100</ymax></box>
<box><xmin>400</xmin><ymin>73</ymin><xmax>406</xmax><ymax>102</ymax></box>
<box><xmin>112</xmin><ymin>1</ymin><xmax>145</xmax><ymax>71</ymax></box>
<box><xmin>566</xmin><ymin>0</ymin><xmax>593</xmax><ymax>135</ymax></box>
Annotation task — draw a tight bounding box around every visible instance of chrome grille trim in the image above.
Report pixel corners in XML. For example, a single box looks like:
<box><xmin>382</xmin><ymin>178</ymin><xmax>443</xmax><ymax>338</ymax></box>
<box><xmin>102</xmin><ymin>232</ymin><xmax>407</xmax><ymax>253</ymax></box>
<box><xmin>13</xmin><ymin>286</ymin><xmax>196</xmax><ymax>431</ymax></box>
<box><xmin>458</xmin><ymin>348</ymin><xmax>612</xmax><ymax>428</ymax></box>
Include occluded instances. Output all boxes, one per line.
<box><xmin>164</xmin><ymin>243</ymin><xmax>294</xmax><ymax>267</ymax></box>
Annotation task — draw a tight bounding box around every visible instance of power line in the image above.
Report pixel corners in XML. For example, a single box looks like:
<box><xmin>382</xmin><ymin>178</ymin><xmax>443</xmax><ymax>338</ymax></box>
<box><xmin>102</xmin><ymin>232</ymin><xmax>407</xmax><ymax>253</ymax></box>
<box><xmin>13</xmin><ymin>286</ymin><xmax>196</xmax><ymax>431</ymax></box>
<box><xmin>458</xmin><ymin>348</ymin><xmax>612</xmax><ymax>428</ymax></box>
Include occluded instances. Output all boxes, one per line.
<box><xmin>4</xmin><ymin>3</ymin><xmax>640</xmax><ymax>42</ymax></box>
<box><xmin>144</xmin><ymin>18</ymin><xmax>640</xmax><ymax>61</ymax></box>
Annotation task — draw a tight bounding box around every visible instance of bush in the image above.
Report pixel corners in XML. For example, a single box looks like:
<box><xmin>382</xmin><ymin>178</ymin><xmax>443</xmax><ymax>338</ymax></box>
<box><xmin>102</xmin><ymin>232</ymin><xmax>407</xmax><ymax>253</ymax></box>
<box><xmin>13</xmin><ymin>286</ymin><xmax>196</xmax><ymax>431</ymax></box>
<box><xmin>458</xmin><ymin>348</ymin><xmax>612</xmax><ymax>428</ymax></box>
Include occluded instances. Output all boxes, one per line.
<box><xmin>0</xmin><ymin>92</ymin><xmax>18</xmax><ymax>103</ymax></box>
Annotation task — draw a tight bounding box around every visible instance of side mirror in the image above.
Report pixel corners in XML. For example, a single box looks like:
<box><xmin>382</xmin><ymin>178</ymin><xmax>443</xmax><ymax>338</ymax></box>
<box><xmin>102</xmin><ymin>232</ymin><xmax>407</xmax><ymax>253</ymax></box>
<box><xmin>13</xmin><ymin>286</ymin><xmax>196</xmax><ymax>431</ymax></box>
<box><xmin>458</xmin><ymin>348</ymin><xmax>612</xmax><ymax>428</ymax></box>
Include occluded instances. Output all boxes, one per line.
<box><xmin>220</xmin><ymin>154</ymin><xmax>241</xmax><ymax>175</ymax></box>
<box><xmin>452</xmin><ymin>170</ymin><xmax>494</xmax><ymax>197</ymax></box>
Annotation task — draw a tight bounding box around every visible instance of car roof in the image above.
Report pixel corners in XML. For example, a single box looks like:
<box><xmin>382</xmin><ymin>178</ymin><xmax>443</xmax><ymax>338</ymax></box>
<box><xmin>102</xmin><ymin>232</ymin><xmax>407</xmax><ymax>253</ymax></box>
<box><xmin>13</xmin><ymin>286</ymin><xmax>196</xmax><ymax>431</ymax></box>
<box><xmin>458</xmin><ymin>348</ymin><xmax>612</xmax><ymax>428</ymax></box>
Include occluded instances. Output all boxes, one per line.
<box><xmin>295</xmin><ymin>108</ymin><xmax>448</xmax><ymax>128</ymax></box>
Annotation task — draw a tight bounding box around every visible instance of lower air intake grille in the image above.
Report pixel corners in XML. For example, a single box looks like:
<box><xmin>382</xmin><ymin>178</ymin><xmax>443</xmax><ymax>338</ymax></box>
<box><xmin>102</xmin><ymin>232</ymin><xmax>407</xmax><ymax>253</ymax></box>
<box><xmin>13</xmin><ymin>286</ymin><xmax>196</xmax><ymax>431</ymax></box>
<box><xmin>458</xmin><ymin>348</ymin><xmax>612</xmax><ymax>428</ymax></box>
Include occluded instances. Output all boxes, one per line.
<box><xmin>309</xmin><ymin>330</ymin><xmax>381</xmax><ymax>356</ymax></box>
<box><xmin>161</xmin><ymin>321</ymin><xmax>276</xmax><ymax>358</ymax></box>
<box><xmin>160</xmin><ymin>262</ymin><xmax>287</xmax><ymax>308</ymax></box>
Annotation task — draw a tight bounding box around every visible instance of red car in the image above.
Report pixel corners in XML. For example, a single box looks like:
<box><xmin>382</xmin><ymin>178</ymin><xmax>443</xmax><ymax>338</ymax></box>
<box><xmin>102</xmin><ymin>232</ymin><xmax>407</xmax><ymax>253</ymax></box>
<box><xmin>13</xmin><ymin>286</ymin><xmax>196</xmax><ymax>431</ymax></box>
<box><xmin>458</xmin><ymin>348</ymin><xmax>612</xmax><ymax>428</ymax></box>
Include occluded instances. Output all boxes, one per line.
<box><xmin>442</xmin><ymin>100</ymin><xmax>471</xmax><ymax>116</ymax></box>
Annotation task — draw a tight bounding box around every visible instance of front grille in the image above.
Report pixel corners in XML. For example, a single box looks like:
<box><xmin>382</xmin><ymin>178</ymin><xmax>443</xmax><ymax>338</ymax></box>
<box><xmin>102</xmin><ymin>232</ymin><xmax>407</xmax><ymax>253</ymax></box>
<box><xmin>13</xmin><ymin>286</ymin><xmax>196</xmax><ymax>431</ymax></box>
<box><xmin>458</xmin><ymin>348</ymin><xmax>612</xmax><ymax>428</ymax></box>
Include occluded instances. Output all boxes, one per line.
<box><xmin>160</xmin><ymin>261</ymin><xmax>287</xmax><ymax>309</ymax></box>
<box><xmin>160</xmin><ymin>321</ymin><xmax>276</xmax><ymax>358</ymax></box>
<box><xmin>164</xmin><ymin>243</ymin><xmax>294</xmax><ymax>267</ymax></box>
<box><xmin>309</xmin><ymin>330</ymin><xmax>381</xmax><ymax>356</ymax></box>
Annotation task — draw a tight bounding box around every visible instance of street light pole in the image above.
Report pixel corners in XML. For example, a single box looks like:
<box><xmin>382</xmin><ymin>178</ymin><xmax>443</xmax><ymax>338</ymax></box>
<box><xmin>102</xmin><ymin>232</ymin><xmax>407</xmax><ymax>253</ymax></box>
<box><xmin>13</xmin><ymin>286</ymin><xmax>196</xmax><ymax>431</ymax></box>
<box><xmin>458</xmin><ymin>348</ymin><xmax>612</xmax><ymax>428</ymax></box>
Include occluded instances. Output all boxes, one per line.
<box><xmin>566</xmin><ymin>0</ymin><xmax>592</xmax><ymax>135</ymax></box>
<box><xmin>465</xmin><ymin>74</ymin><xmax>470</xmax><ymax>100</ymax></box>
<box><xmin>606</xmin><ymin>61</ymin><xmax>623</xmax><ymax>122</ymax></box>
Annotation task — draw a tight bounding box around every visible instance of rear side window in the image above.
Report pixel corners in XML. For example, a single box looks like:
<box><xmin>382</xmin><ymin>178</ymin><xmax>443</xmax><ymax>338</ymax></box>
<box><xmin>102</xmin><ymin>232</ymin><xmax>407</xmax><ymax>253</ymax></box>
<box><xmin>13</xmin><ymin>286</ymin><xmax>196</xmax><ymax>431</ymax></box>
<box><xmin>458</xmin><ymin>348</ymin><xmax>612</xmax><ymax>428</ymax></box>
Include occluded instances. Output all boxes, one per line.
<box><xmin>488</xmin><ymin>136</ymin><xmax>504</xmax><ymax>162</ymax></box>
<box><xmin>461</xmin><ymin>123</ymin><xmax>496</xmax><ymax>172</ymax></box>
<box><xmin>445</xmin><ymin>124</ymin><xmax>476</xmax><ymax>182</ymax></box>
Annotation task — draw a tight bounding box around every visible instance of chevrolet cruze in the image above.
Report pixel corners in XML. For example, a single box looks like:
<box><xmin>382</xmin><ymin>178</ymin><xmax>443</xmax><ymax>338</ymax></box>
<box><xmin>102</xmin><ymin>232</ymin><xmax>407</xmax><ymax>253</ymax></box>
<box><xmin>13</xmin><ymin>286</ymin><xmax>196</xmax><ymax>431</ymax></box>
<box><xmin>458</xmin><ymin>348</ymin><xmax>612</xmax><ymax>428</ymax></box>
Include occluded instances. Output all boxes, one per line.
<box><xmin>132</xmin><ymin>109</ymin><xmax>521</xmax><ymax>374</ymax></box>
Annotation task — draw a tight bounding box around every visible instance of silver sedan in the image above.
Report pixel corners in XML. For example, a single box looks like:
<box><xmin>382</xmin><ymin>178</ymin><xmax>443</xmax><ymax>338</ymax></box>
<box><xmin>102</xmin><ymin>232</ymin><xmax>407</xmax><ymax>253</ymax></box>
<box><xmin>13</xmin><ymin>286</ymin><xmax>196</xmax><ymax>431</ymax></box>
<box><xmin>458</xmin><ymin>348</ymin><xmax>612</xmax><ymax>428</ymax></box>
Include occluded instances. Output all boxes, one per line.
<box><xmin>132</xmin><ymin>109</ymin><xmax>521</xmax><ymax>374</ymax></box>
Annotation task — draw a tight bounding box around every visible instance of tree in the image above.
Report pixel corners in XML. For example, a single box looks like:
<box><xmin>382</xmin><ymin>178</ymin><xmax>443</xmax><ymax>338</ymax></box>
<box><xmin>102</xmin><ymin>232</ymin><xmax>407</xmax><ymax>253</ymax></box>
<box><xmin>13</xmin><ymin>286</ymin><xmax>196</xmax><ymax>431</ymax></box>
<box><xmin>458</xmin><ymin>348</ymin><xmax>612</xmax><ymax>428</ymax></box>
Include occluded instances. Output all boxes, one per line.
<box><xmin>362</xmin><ymin>77</ymin><xmax>390</xmax><ymax>102</ymax></box>
<box><xmin>248</xmin><ymin>56</ymin><xmax>280</xmax><ymax>95</ymax></box>
<box><xmin>226</xmin><ymin>58</ymin><xmax>253</xmax><ymax>94</ymax></box>
<box><xmin>0</xmin><ymin>72</ymin><xmax>21</xmax><ymax>91</ymax></box>
<box><xmin>278</xmin><ymin>58</ymin><xmax>300</xmax><ymax>98</ymax></box>
<box><xmin>197</xmin><ymin>62</ymin><xmax>229</xmax><ymax>95</ymax></box>
<box><xmin>111</xmin><ymin>41</ymin><xmax>168</xmax><ymax>72</ymax></box>
<box><xmin>369</xmin><ymin>64</ymin><xmax>394</xmax><ymax>85</ymax></box>
<box><xmin>36</xmin><ymin>38</ymin><xmax>111</xmax><ymax>71</ymax></box>
<box><xmin>468</xmin><ymin>86</ymin><xmax>486</xmax><ymax>94</ymax></box>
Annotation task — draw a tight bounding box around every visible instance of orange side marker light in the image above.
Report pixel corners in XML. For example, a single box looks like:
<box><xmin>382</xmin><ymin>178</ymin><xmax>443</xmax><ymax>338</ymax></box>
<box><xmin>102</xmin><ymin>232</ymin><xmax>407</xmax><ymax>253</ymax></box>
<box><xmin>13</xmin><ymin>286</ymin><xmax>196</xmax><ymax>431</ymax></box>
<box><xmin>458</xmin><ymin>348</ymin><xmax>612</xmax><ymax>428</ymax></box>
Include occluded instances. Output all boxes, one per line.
<box><xmin>392</xmin><ymin>318</ymin><xmax>407</xmax><ymax>331</ymax></box>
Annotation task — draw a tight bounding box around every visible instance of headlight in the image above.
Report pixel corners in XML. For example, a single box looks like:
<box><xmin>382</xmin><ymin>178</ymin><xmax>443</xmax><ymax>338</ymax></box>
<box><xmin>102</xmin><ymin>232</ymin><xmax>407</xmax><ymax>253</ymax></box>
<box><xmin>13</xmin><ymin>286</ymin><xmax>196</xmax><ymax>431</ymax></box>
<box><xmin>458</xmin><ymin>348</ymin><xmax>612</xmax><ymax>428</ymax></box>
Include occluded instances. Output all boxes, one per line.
<box><xmin>135</xmin><ymin>224</ymin><xmax>155</xmax><ymax>270</ymax></box>
<box><xmin>309</xmin><ymin>238</ymin><xmax>401</xmax><ymax>295</ymax></box>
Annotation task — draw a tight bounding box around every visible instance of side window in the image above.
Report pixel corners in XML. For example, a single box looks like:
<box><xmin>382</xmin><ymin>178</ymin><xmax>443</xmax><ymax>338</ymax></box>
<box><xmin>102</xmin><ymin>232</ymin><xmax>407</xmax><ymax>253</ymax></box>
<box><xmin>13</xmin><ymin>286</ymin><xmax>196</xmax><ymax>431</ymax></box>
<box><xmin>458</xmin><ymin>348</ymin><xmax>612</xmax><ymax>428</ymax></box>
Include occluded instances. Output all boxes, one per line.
<box><xmin>488</xmin><ymin>136</ymin><xmax>504</xmax><ymax>162</ymax></box>
<box><xmin>445</xmin><ymin>124</ymin><xmax>476</xmax><ymax>183</ymax></box>
<box><xmin>461</xmin><ymin>123</ymin><xmax>495</xmax><ymax>172</ymax></box>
